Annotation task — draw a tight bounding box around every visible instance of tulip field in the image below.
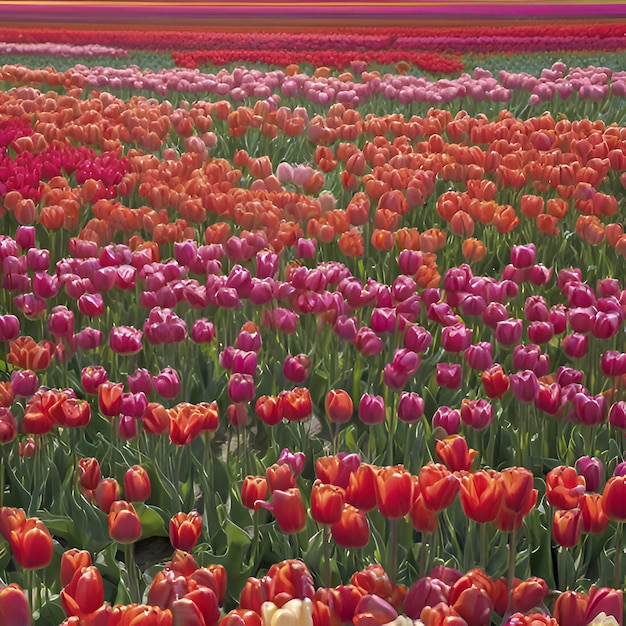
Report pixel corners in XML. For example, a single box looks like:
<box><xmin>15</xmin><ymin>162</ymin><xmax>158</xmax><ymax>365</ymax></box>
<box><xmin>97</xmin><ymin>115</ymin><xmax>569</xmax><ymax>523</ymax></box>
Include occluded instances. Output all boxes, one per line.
<box><xmin>0</xmin><ymin>13</ymin><xmax>625</xmax><ymax>626</ymax></box>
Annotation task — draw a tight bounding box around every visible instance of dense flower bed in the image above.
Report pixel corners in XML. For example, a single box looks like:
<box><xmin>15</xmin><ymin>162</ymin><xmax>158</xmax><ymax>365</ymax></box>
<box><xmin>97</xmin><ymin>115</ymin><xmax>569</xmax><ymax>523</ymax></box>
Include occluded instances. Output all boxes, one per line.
<box><xmin>0</xmin><ymin>25</ymin><xmax>624</xmax><ymax>626</ymax></box>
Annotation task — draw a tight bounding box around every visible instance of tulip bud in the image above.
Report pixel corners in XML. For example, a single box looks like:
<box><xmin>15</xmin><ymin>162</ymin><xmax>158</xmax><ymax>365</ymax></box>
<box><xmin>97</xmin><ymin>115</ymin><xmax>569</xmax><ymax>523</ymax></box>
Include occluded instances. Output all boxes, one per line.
<box><xmin>108</xmin><ymin>500</ymin><xmax>142</xmax><ymax>544</ymax></box>
<box><xmin>124</xmin><ymin>465</ymin><xmax>151</xmax><ymax>503</ymax></box>
<box><xmin>256</xmin><ymin>488</ymin><xmax>306</xmax><ymax>534</ymax></box>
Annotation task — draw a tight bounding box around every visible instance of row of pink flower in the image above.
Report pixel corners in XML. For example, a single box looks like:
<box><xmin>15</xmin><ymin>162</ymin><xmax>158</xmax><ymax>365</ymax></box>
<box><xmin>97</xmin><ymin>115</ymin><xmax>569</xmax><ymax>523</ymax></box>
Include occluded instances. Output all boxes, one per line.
<box><xmin>0</xmin><ymin>42</ymin><xmax>128</xmax><ymax>58</ymax></box>
<box><xmin>50</xmin><ymin>61</ymin><xmax>626</xmax><ymax>107</ymax></box>
<box><xmin>2</xmin><ymin>231</ymin><xmax>626</xmax><ymax>428</ymax></box>
<box><xmin>0</xmin><ymin>23</ymin><xmax>623</xmax><ymax>52</ymax></box>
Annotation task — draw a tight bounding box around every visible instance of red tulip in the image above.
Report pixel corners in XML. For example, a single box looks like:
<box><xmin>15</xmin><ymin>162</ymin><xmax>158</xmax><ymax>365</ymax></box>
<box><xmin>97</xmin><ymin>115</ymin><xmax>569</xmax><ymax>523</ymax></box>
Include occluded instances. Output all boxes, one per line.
<box><xmin>256</xmin><ymin>488</ymin><xmax>306</xmax><ymax>534</ymax></box>
<box><xmin>220</xmin><ymin>609</ymin><xmax>262</xmax><ymax>626</ymax></box>
<box><xmin>602</xmin><ymin>475</ymin><xmax>626</xmax><ymax>521</ymax></box>
<box><xmin>310</xmin><ymin>480</ymin><xmax>344</xmax><ymax>526</ymax></box>
<box><xmin>345</xmin><ymin>463</ymin><xmax>378</xmax><ymax>512</ymax></box>
<box><xmin>553</xmin><ymin>590</ymin><xmax>588</xmax><ymax>626</ymax></box>
<box><xmin>10</xmin><ymin>517</ymin><xmax>54</xmax><ymax>570</ymax></box>
<box><xmin>459</xmin><ymin>470</ymin><xmax>503</xmax><ymax>524</ymax></box>
<box><xmin>124</xmin><ymin>465</ymin><xmax>151</xmax><ymax>503</ymax></box>
<box><xmin>435</xmin><ymin>436</ymin><xmax>477</xmax><ymax>472</ymax></box>
<box><xmin>94</xmin><ymin>478</ymin><xmax>121</xmax><ymax>514</ymax></box>
<box><xmin>108</xmin><ymin>500</ymin><xmax>142</xmax><ymax>544</ymax></box>
<box><xmin>331</xmin><ymin>505</ymin><xmax>370</xmax><ymax>548</ymax></box>
<box><xmin>375</xmin><ymin>465</ymin><xmax>414</xmax><ymax>518</ymax></box>
<box><xmin>241</xmin><ymin>475</ymin><xmax>268</xmax><ymax>510</ymax></box>
<box><xmin>546</xmin><ymin>466</ymin><xmax>585</xmax><ymax>510</ymax></box>
<box><xmin>418</xmin><ymin>463</ymin><xmax>460</xmax><ymax>512</ymax></box>
<box><xmin>0</xmin><ymin>583</ymin><xmax>31</xmax><ymax>626</ymax></box>
<box><xmin>170</xmin><ymin>511</ymin><xmax>203</xmax><ymax>552</ymax></box>
<box><xmin>60</xmin><ymin>549</ymin><xmax>93</xmax><ymax>587</ymax></box>
<box><xmin>61</xmin><ymin>565</ymin><xmax>105</xmax><ymax>618</ymax></box>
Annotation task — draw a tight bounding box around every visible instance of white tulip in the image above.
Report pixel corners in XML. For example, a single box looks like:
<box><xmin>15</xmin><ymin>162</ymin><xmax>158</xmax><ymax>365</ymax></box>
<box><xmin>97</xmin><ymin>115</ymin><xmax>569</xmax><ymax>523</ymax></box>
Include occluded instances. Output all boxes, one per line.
<box><xmin>261</xmin><ymin>598</ymin><xmax>314</xmax><ymax>626</ymax></box>
<box><xmin>587</xmin><ymin>613</ymin><xmax>620</xmax><ymax>626</ymax></box>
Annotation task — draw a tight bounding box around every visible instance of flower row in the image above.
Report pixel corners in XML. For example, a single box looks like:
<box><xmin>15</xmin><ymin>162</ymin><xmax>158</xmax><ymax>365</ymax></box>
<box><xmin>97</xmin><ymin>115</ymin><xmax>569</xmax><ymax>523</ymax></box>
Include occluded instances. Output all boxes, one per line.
<box><xmin>172</xmin><ymin>51</ymin><xmax>465</xmax><ymax>74</ymax></box>
<box><xmin>2</xmin><ymin>61</ymin><xmax>626</xmax><ymax>109</ymax></box>
<box><xmin>0</xmin><ymin>42</ymin><xmax>128</xmax><ymax>58</ymax></box>
<box><xmin>0</xmin><ymin>23</ymin><xmax>623</xmax><ymax>53</ymax></box>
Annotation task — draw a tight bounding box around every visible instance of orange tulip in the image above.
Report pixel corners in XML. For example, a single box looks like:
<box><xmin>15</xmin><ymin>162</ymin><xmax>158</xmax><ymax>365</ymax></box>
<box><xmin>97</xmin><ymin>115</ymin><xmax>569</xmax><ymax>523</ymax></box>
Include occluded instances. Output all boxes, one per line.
<box><xmin>325</xmin><ymin>389</ymin><xmax>353</xmax><ymax>424</ymax></box>
<box><xmin>168</xmin><ymin>403</ymin><xmax>205</xmax><ymax>446</ymax></box>
<box><xmin>338</xmin><ymin>230</ymin><xmax>364</xmax><ymax>257</ymax></box>
<box><xmin>462</xmin><ymin>238</ymin><xmax>486</xmax><ymax>263</ymax></box>
<box><xmin>493</xmin><ymin>204</ymin><xmax>519</xmax><ymax>234</ymax></box>
<box><xmin>575</xmin><ymin>215</ymin><xmax>605</xmax><ymax>245</ymax></box>
<box><xmin>109</xmin><ymin>603</ymin><xmax>173</xmax><ymax>626</ymax></box>
<box><xmin>435</xmin><ymin>435</ymin><xmax>477</xmax><ymax>473</ymax></box>
<box><xmin>409</xmin><ymin>485</ymin><xmax>439</xmax><ymax>533</ymax></box>
<box><xmin>7</xmin><ymin>336</ymin><xmax>52</xmax><ymax>370</ymax></box>
<box><xmin>520</xmin><ymin>195</ymin><xmax>544</xmax><ymax>218</ymax></box>
<box><xmin>553</xmin><ymin>590</ymin><xmax>588</xmax><ymax>626</ymax></box>
<box><xmin>536</xmin><ymin>213</ymin><xmax>560</xmax><ymax>237</ymax></box>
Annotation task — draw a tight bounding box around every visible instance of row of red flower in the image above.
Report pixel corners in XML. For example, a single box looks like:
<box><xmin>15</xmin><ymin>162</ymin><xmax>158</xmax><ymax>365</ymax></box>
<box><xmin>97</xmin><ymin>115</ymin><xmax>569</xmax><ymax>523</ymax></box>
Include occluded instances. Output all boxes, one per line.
<box><xmin>0</xmin><ymin>24</ymin><xmax>623</xmax><ymax>53</ymax></box>
<box><xmin>171</xmin><ymin>51</ymin><xmax>465</xmax><ymax>74</ymax></box>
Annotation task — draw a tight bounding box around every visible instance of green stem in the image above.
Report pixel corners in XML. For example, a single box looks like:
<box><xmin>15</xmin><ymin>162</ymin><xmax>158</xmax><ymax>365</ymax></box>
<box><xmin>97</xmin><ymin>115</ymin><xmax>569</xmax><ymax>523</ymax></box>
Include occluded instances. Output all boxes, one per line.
<box><xmin>389</xmin><ymin>517</ymin><xmax>399</xmax><ymax>586</ymax></box>
<box><xmin>480</xmin><ymin>523</ymin><xmax>488</xmax><ymax>573</ymax></box>
<box><xmin>0</xmin><ymin>448</ymin><xmax>4</xmax><ymax>508</ymax></box>
<box><xmin>323</xmin><ymin>526</ymin><xmax>331</xmax><ymax>588</ymax></box>
<box><xmin>506</xmin><ymin>528</ymin><xmax>517</xmax><ymax>615</ymax></box>
<box><xmin>615</xmin><ymin>522</ymin><xmax>623</xmax><ymax>590</ymax></box>
<box><xmin>419</xmin><ymin>532</ymin><xmax>431</xmax><ymax>579</ymax></box>
<box><xmin>124</xmin><ymin>543</ymin><xmax>141</xmax><ymax>604</ymax></box>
